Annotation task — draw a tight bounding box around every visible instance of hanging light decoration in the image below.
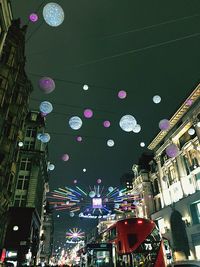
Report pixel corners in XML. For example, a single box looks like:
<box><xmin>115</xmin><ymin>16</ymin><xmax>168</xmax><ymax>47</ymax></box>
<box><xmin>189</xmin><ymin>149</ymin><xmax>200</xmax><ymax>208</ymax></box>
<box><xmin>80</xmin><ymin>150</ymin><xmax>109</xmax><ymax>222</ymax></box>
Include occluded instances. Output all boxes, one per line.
<box><xmin>97</xmin><ymin>179</ymin><xmax>102</xmax><ymax>184</ymax></box>
<box><xmin>132</xmin><ymin>124</ymin><xmax>141</xmax><ymax>133</ymax></box>
<box><xmin>152</xmin><ymin>95</ymin><xmax>161</xmax><ymax>104</ymax></box>
<box><xmin>69</xmin><ymin>212</ymin><xmax>75</xmax><ymax>217</ymax></box>
<box><xmin>69</xmin><ymin>116</ymin><xmax>82</xmax><ymax>130</ymax></box>
<box><xmin>40</xmin><ymin>133</ymin><xmax>51</xmax><ymax>143</ymax></box>
<box><xmin>43</xmin><ymin>3</ymin><xmax>64</xmax><ymax>27</ymax></box>
<box><xmin>166</xmin><ymin>144</ymin><xmax>179</xmax><ymax>158</ymax></box>
<box><xmin>29</xmin><ymin>13</ymin><xmax>38</xmax><ymax>22</ymax></box>
<box><xmin>83</xmin><ymin>109</ymin><xmax>93</xmax><ymax>119</ymax></box>
<box><xmin>39</xmin><ymin>77</ymin><xmax>55</xmax><ymax>94</ymax></box>
<box><xmin>108</xmin><ymin>187</ymin><xmax>114</xmax><ymax>192</ymax></box>
<box><xmin>76</xmin><ymin>136</ymin><xmax>82</xmax><ymax>142</ymax></box>
<box><xmin>89</xmin><ymin>191</ymin><xmax>95</xmax><ymax>198</ymax></box>
<box><xmin>119</xmin><ymin>115</ymin><xmax>137</xmax><ymax>132</ymax></box>
<box><xmin>118</xmin><ymin>90</ymin><xmax>127</xmax><ymax>99</ymax></box>
<box><xmin>39</xmin><ymin>101</ymin><xmax>53</xmax><ymax>114</ymax></box>
<box><xmin>48</xmin><ymin>164</ymin><xmax>55</xmax><ymax>171</ymax></box>
<box><xmin>73</xmin><ymin>179</ymin><xmax>78</xmax><ymax>184</ymax></box>
<box><xmin>188</xmin><ymin>128</ymin><xmax>195</xmax><ymax>135</ymax></box>
<box><xmin>83</xmin><ymin>84</ymin><xmax>89</xmax><ymax>91</ymax></box>
<box><xmin>103</xmin><ymin>120</ymin><xmax>111</xmax><ymax>128</ymax></box>
<box><xmin>107</xmin><ymin>139</ymin><xmax>114</xmax><ymax>147</ymax></box>
<box><xmin>140</xmin><ymin>142</ymin><xmax>145</xmax><ymax>147</ymax></box>
<box><xmin>18</xmin><ymin>141</ymin><xmax>24</xmax><ymax>147</ymax></box>
<box><xmin>159</xmin><ymin>119</ymin><xmax>170</xmax><ymax>131</ymax></box>
<box><xmin>62</xmin><ymin>154</ymin><xmax>69</xmax><ymax>161</ymax></box>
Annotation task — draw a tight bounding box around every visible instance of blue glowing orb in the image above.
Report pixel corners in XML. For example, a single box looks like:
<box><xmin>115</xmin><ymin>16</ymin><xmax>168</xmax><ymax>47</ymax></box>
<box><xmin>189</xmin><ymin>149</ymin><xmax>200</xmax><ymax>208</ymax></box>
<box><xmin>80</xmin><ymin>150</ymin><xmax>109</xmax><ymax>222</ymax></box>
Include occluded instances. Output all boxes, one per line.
<box><xmin>43</xmin><ymin>3</ymin><xmax>64</xmax><ymax>27</ymax></box>
<box><xmin>39</xmin><ymin>101</ymin><xmax>53</xmax><ymax>114</ymax></box>
<box><xmin>69</xmin><ymin>116</ymin><xmax>82</xmax><ymax>130</ymax></box>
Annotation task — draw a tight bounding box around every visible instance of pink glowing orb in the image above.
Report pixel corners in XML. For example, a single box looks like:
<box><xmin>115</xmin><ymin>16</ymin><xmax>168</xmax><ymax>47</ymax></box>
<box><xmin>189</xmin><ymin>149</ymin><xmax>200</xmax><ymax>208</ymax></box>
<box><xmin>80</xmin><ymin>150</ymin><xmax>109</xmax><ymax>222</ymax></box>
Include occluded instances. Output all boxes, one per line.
<box><xmin>73</xmin><ymin>179</ymin><xmax>78</xmax><ymax>184</ymax></box>
<box><xmin>185</xmin><ymin>99</ymin><xmax>193</xmax><ymax>106</ymax></box>
<box><xmin>29</xmin><ymin>13</ymin><xmax>38</xmax><ymax>22</ymax></box>
<box><xmin>159</xmin><ymin>119</ymin><xmax>170</xmax><ymax>131</ymax></box>
<box><xmin>103</xmin><ymin>120</ymin><xmax>111</xmax><ymax>128</ymax></box>
<box><xmin>118</xmin><ymin>90</ymin><xmax>127</xmax><ymax>99</ymax></box>
<box><xmin>97</xmin><ymin>179</ymin><xmax>102</xmax><ymax>184</ymax></box>
<box><xmin>166</xmin><ymin>144</ymin><xmax>179</xmax><ymax>158</ymax></box>
<box><xmin>39</xmin><ymin>77</ymin><xmax>55</xmax><ymax>94</ymax></box>
<box><xmin>83</xmin><ymin>109</ymin><xmax>93</xmax><ymax>118</ymax></box>
<box><xmin>62</xmin><ymin>154</ymin><xmax>69</xmax><ymax>161</ymax></box>
<box><xmin>76</xmin><ymin>136</ymin><xmax>82</xmax><ymax>142</ymax></box>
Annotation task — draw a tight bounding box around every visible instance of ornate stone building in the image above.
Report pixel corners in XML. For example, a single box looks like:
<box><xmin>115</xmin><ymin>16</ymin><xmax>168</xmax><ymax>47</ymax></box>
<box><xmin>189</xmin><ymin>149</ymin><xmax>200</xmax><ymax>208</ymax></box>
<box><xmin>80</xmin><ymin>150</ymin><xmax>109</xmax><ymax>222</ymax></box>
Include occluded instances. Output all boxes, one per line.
<box><xmin>148</xmin><ymin>84</ymin><xmax>200</xmax><ymax>260</ymax></box>
<box><xmin>0</xmin><ymin>18</ymin><xmax>33</xmax><ymax>248</ymax></box>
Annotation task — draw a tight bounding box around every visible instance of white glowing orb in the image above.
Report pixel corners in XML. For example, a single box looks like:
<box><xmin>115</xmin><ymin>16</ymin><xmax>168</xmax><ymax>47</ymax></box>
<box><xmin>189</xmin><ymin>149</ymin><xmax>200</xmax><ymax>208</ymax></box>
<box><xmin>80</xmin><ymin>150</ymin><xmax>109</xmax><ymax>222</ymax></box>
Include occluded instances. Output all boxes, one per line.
<box><xmin>132</xmin><ymin>124</ymin><xmax>141</xmax><ymax>133</ymax></box>
<box><xmin>153</xmin><ymin>95</ymin><xmax>161</xmax><ymax>104</ymax></box>
<box><xmin>107</xmin><ymin>139</ymin><xmax>114</xmax><ymax>147</ymax></box>
<box><xmin>13</xmin><ymin>226</ymin><xmax>19</xmax><ymax>231</ymax></box>
<box><xmin>18</xmin><ymin>141</ymin><xmax>24</xmax><ymax>147</ymax></box>
<box><xmin>140</xmin><ymin>142</ymin><xmax>145</xmax><ymax>147</ymax></box>
<box><xmin>83</xmin><ymin>84</ymin><xmax>89</xmax><ymax>90</ymax></box>
<box><xmin>188</xmin><ymin>128</ymin><xmax>195</xmax><ymax>135</ymax></box>
<box><xmin>69</xmin><ymin>116</ymin><xmax>82</xmax><ymax>130</ymax></box>
<box><xmin>48</xmin><ymin>164</ymin><xmax>55</xmax><ymax>171</ymax></box>
<box><xmin>43</xmin><ymin>3</ymin><xmax>64</xmax><ymax>27</ymax></box>
<box><xmin>119</xmin><ymin>115</ymin><xmax>137</xmax><ymax>132</ymax></box>
<box><xmin>83</xmin><ymin>168</ymin><xmax>86</xmax><ymax>172</ymax></box>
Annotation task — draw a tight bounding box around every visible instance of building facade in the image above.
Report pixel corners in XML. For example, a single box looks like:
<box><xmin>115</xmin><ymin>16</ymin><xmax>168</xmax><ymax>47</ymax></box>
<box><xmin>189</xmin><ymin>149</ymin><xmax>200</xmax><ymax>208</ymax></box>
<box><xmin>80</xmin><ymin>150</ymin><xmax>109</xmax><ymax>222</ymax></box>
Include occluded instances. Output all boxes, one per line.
<box><xmin>147</xmin><ymin>84</ymin><xmax>200</xmax><ymax>260</ymax></box>
<box><xmin>4</xmin><ymin>111</ymin><xmax>50</xmax><ymax>266</ymax></box>
<box><xmin>0</xmin><ymin>18</ymin><xmax>33</xmax><ymax>248</ymax></box>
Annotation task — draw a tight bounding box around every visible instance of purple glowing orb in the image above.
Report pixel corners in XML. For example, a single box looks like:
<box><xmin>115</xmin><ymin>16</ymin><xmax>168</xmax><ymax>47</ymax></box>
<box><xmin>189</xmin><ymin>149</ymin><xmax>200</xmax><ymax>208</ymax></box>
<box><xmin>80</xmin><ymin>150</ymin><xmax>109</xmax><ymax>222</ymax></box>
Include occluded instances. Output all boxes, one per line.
<box><xmin>97</xmin><ymin>179</ymin><xmax>102</xmax><ymax>184</ymax></box>
<box><xmin>159</xmin><ymin>119</ymin><xmax>170</xmax><ymax>131</ymax></box>
<box><xmin>29</xmin><ymin>13</ymin><xmax>38</xmax><ymax>22</ymax></box>
<box><xmin>76</xmin><ymin>136</ymin><xmax>82</xmax><ymax>142</ymax></box>
<box><xmin>118</xmin><ymin>90</ymin><xmax>127</xmax><ymax>99</ymax></box>
<box><xmin>39</xmin><ymin>77</ymin><xmax>55</xmax><ymax>94</ymax></box>
<box><xmin>83</xmin><ymin>109</ymin><xmax>93</xmax><ymax>118</ymax></box>
<box><xmin>103</xmin><ymin>120</ymin><xmax>111</xmax><ymax>128</ymax></box>
<box><xmin>166</xmin><ymin>144</ymin><xmax>179</xmax><ymax>158</ymax></box>
<box><xmin>62</xmin><ymin>154</ymin><xmax>69</xmax><ymax>162</ymax></box>
<box><xmin>73</xmin><ymin>179</ymin><xmax>78</xmax><ymax>184</ymax></box>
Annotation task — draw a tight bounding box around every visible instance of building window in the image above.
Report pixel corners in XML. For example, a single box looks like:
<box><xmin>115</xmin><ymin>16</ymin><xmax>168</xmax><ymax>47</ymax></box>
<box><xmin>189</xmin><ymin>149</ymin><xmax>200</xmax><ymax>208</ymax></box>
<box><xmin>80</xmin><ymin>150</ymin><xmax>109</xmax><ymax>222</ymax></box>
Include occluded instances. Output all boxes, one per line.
<box><xmin>16</xmin><ymin>175</ymin><xmax>30</xmax><ymax>190</ymax></box>
<box><xmin>14</xmin><ymin>195</ymin><xmax>26</xmax><ymax>207</ymax></box>
<box><xmin>24</xmin><ymin>140</ymin><xmax>35</xmax><ymax>150</ymax></box>
<box><xmin>20</xmin><ymin>158</ymin><xmax>31</xmax><ymax>171</ymax></box>
<box><xmin>190</xmin><ymin>201</ymin><xmax>200</xmax><ymax>224</ymax></box>
<box><xmin>26</xmin><ymin>127</ymin><xmax>36</xmax><ymax>138</ymax></box>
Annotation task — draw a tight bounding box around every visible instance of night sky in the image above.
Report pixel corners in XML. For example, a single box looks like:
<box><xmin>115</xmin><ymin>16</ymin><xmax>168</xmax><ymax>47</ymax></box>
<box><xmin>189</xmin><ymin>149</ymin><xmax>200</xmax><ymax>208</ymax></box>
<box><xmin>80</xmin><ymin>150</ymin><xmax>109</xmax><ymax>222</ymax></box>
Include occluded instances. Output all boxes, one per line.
<box><xmin>12</xmin><ymin>0</ymin><xmax>200</xmax><ymax>246</ymax></box>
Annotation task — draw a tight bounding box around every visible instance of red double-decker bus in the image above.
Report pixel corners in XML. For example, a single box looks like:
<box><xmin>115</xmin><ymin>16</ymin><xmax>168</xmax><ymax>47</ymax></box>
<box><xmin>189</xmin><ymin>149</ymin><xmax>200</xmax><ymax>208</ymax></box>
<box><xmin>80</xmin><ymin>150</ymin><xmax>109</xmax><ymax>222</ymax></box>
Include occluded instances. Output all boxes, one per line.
<box><xmin>98</xmin><ymin>217</ymin><xmax>166</xmax><ymax>267</ymax></box>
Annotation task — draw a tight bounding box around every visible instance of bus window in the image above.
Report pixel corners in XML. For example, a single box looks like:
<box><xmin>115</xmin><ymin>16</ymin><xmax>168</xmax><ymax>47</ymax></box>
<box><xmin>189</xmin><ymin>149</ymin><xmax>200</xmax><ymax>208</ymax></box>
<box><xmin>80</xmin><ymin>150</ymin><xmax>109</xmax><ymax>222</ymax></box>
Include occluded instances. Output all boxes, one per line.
<box><xmin>110</xmin><ymin>227</ymin><xmax>117</xmax><ymax>240</ymax></box>
<box><xmin>127</xmin><ymin>233</ymin><xmax>137</xmax><ymax>247</ymax></box>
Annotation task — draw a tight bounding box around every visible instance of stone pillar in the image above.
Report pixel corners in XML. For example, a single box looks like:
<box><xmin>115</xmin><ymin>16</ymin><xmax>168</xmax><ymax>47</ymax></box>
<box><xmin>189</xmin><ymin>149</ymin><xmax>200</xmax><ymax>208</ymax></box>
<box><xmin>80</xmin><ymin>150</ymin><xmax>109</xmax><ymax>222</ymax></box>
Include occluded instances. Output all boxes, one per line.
<box><xmin>176</xmin><ymin>155</ymin><xmax>187</xmax><ymax>197</ymax></box>
<box><xmin>194</xmin><ymin>121</ymin><xmax>200</xmax><ymax>141</ymax></box>
<box><xmin>155</xmin><ymin>157</ymin><xmax>167</xmax><ymax>207</ymax></box>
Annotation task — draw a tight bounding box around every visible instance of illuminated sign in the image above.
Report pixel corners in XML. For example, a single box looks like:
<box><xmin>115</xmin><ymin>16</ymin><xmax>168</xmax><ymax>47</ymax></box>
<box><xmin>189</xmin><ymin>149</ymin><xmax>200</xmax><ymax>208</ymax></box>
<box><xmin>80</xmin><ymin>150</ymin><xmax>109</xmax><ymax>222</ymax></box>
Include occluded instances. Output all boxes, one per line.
<box><xmin>6</xmin><ymin>251</ymin><xmax>17</xmax><ymax>258</ymax></box>
<box><xmin>92</xmin><ymin>198</ymin><xmax>102</xmax><ymax>209</ymax></box>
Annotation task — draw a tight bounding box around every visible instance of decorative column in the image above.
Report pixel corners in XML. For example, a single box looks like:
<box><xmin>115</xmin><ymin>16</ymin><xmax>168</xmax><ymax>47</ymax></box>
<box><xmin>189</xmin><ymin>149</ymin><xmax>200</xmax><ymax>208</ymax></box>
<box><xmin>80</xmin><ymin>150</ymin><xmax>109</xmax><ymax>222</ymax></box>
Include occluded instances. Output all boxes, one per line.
<box><xmin>194</xmin><ymin>119</ymin><xmax>200</xmax><ymax>141</ymax></box>
<box><xmin>155</xmin><ymin>157</ymin><xmax>167</xmax><ymax>207</ymax></box>
<box><xmin>176</xmin><ymin>155</ymin><xmax>187</xmax><ymax>197</ymax></box>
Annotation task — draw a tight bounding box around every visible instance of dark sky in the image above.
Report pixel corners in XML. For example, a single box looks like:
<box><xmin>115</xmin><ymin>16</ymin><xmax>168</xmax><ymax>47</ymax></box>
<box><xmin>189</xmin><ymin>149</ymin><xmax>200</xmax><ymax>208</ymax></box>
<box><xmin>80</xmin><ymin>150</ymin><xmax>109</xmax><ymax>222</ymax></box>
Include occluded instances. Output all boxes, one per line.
<box><xmin>11</xmin><ymin>0</ymin><xmax>200</xmax><ymax>246</ymax></box>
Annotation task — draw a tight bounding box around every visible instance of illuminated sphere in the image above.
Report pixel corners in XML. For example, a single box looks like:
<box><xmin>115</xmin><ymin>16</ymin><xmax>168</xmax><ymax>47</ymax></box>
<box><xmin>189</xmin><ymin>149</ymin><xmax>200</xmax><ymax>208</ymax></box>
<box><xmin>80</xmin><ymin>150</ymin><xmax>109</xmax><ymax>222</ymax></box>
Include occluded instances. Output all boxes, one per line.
<box><xmin>132</xmin><ymin>124</ymin><xmax>141</xmax><ymax>133</ymax></box>
<box><xmin>39</xmin><ymin>101</ymin><xmax>53</xmax><ymax>114</ymax></box>
<box><xmin>69</xmin><ymin>212</ymin><xmax>75</xmax><ymax>217</ymax></box>
<box><xmin>118</xmin><ymin>90</ymin><xmax>127</xmax><ymax>99</ymax></box>
<box><xmin>40</xmin><ymin>133</ymin><xmax>50</xmax><ymax>143</ymax></box>
<box><xmin>83</xmin><ymin>109</ymin><xmax>93</xmax><ymax>119</ymax></box>
<box><xmin>89</xmin><ymin>191</ymin><xmax>95</xmax><ymax>198</ymax></box>
<box><xmin>76</xmin><ymin>136</ymin><xmax>82</xmax><ymax>142</ymax></box>
<box><xmin>29</xmin><ymin>13</ymin><xmax>38</xmax><ymax>22</ymax></box>
<box><xmin>166</xmin><ymin>144</ymin><xmax>179</xmax><ymax>158</ymax></box>
<box><xmin>108</xmin><ymin>186</ymin><xmax>114</xmax><ymax>192</ymax></box>
<box><xmin>83</xmin><ymin>168</ymin><xmax>86</xmax><ymax>172</ymax></box>
<box><xmin>188</xmin><ymin>128</ymin><xmax>195</xmax><ymax>135</ymax></box>
<box><xmin>39</xmin><ymin>77</ymin><xmax>55</xmax><ymax>94</ymax></box>
<box><xmin>140</xmin><ymin>142</ymin><xmax>145</xmax><ymax>147</ymax></box>
<box><xmin>107</xmin><ymin>139</ymin><xmax>114</xmax><ymax>147</ymax></box>
<box><xmin>13</xmin><ymin>226</ymin><xmax>19</xmax><ymax>231</ymax></box>
<box><xmin>159</xmin><ymin>119</ymin><xmax>170</xmax><ymax>131</ymax></box>
<box><xmin>43</xmin><ymin>3</ymin><xmax>64</xmax><ymax>27</ymax></box>
<box><xmin>185</xmin><ymin>99</ymin><xmax>193</xmax><ymax>106</ymax></box>
<box><xmin>83</xmin><ymin>84</ymin><xmax>89</xmax><ymax>91</ymax></box>
<box><xmin>18</xmin><ymin>141</ymin><xmax>23</xmax><ymax>147</ymax></box>
<box><xmin>97</xmin><ymin>179</ymin><xmax>102</xmax><ymax>184</ymax></box>
<box><xmin>153</xmin><ymin>95</ymin><xmax>161</xmax><ymax>104</ymax></box>
<box><xmin>48</xmin><ymin>164</ymin><xmax>55</xmax><ymax>171</ymax></box>
<box><xmin>62</xmin><ymin>154</ymin><xmax>69</xmax><ymax>161</ymax></box>
<box><xmin>73</xmin><ymin>179</ymin><xmax>77</xmax><ymax>184</ymax></box>
<box><xmin>119</xmin><ymin>115</ymin><xmax>137</xmax><ymax>132</ymax></box>
<box><xmin>69</xmin><ymin>116</ymin><xmax>82</xmax><ymax>130</ymax></box>
<box><xmin>197</xmin><ymin>122</ymin><xmax>200</xmax><ymax>127</ymax></box>
<box><xmin>103</xmin><ymin>120</ymin><xmax>111</xmax><ymax>128</ymax></box>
